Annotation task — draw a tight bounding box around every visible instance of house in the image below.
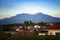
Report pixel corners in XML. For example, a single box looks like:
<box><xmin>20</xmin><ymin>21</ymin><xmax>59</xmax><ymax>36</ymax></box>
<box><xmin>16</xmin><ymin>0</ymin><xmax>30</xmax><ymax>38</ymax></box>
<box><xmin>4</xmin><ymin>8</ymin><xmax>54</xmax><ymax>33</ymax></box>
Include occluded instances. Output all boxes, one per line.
<box><xmin>45</xmin><ymin>23</ymin><xmax>60</xmax><ymax>35</ymax></box>
<box><xmin>38</xmin><ymin>30</ymin><xmax>48</xmax><ymax>36</ymax></box>
<box><xmin>38</xmin><ymin>23</ymin><xmax>60</xmax><ymax>36</ymax></box>
<box><xmin>28</xmin><ymin>26</ymin><xmax>35</xmax><ymax>32</ymax></box>
<box><xmin>15</xmin><ymin>26</ymin><xmax>26</xmax><ymax>32</ymax></box>
<box><xmin>34</xmin><ymin>25</ymin><xmax>41</xmax><ymax>29</ymax></box>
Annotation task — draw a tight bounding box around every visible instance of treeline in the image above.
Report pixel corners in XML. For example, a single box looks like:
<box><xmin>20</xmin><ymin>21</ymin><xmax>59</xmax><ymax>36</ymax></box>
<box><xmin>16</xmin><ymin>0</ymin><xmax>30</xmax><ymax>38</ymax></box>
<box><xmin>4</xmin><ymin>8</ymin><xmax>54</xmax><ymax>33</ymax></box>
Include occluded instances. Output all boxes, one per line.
<box><xmin>0</xmin><ymin>21</ymin><xmax>60</xmax><ymax>31</ymax></box>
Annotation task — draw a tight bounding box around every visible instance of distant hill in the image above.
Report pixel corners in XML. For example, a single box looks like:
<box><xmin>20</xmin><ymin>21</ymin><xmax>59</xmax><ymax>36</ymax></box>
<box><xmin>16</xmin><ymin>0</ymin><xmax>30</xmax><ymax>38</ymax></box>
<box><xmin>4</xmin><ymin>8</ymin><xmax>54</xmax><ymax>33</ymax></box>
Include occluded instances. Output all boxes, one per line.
<box><xmin>0</xmin><ymin>13</ymin><xmax>60</xmax><ymax>24</ymax></box>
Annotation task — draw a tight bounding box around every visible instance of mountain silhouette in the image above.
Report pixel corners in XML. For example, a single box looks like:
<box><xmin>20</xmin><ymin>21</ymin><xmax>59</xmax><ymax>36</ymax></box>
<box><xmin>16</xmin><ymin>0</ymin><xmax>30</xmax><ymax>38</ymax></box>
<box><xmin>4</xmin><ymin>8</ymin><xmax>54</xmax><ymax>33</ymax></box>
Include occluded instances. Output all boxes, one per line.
<box><xmin>0</xmin><ymin>13</ymin><xmax>60</xmax><ymax>24</ymax></box>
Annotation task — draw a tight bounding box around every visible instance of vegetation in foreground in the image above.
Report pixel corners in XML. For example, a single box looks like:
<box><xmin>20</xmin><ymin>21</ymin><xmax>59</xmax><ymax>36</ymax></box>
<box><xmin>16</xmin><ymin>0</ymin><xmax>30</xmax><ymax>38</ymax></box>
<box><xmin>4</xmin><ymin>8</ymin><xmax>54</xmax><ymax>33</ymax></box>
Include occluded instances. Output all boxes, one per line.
<box><xmin>0</xmin><ymin>21</ymin><xmax>60</xmax><ymax>40</ymax></box>
<box><xmin>0</xmin><ymin>35</ymin><xmax>60</xmax><ymax>40</ymax></box>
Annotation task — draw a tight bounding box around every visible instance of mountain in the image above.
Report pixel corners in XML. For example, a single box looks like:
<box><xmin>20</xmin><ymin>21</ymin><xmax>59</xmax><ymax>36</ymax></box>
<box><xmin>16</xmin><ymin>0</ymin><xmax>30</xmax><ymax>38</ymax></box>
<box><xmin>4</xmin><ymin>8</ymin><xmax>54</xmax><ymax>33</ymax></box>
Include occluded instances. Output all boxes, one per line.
<box><xmin>0</xmin><ymin>13</ymin><xmax>60</xmax><ymax>24</ymax></box>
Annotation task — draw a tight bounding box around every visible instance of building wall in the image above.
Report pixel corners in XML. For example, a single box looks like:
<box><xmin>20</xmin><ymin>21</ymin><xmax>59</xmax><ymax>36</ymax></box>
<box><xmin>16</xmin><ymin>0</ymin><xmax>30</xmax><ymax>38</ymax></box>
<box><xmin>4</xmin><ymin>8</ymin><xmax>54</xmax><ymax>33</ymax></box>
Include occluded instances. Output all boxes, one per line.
<box><xmin>47</xmin><ymin>29</ymin><xmax>60</xmax><ymax>35</ymax></box>
<box><xmin>38</xmin><ymin>33</ymin><xmax>46</xmax><ymax>36</ymax></box>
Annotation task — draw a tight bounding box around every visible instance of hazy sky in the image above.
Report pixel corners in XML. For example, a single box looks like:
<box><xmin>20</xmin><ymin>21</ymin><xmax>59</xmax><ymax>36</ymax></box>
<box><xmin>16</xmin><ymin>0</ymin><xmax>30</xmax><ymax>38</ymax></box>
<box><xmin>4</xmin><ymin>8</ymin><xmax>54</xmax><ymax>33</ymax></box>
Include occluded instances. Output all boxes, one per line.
<box><xmin>0</xmin><ymin>0</ymin><xmax>60</xmax><ymax>19</ymax></box>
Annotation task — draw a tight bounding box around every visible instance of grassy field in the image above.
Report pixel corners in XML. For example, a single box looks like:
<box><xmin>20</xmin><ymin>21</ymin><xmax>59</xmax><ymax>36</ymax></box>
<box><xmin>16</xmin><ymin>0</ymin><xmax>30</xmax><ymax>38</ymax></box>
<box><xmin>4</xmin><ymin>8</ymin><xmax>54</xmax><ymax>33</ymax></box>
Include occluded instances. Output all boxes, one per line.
<box><xmin>0</xmin><ymin>31</ymin><xmax>60</xmax><ymax>40</ymax></box>
<box><xmin>0</xmin><ymin>35</ymin><xmax>60</xmax><ymax>40</ymax></box>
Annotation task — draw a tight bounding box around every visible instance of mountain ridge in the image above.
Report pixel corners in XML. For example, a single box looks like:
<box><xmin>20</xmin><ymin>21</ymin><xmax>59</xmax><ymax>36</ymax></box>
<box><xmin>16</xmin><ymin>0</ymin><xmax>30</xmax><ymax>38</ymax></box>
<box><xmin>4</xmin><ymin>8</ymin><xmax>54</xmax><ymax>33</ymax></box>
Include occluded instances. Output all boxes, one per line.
<box><xmin>0</xmin><ymin>13</ymin><xmax>60</xmax><ymax>24</ymax></box>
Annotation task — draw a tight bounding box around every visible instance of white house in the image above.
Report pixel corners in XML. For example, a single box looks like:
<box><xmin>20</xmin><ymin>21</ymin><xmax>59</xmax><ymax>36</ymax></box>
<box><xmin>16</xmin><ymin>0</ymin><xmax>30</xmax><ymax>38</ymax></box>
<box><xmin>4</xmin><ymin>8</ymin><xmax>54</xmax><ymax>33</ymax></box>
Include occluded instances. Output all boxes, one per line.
<box><xmin>38</xmin><ymin>23</ymin><xmax>60</xmax><ymax>36</ymax></box>
<box><xmin>46</xmin><ymin>29</ymin><xmax>60</xmax><ymax>35</ymax></box>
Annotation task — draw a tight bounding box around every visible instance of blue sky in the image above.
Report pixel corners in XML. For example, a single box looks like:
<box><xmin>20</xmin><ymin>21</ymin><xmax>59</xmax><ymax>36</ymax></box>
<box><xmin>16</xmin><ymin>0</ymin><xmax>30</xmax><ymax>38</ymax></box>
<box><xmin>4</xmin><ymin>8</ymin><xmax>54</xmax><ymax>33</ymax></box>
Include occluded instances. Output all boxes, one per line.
<box><xmin>0</xmin><ymin>0</ymin><xmax>60</xmax><ymax>19</ymax></box>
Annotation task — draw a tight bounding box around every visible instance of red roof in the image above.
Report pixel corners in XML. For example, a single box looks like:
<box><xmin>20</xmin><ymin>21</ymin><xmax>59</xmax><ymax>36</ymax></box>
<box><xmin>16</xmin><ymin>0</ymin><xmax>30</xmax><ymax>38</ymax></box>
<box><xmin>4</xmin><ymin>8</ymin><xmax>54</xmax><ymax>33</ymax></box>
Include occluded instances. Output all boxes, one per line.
<box><xmin>20</xmin><ymin>27</ymin><xmax>26</xmax><ymax>30</ymax></box>
<box><xmin>45</xmin><ymin>23</ymin><xmax>60</xmax><ymax>29</ymax></box>
<box><xmin>29</xmin><ymin>27</ymin><xmax>35</xmax><ymax>31</ymax></box>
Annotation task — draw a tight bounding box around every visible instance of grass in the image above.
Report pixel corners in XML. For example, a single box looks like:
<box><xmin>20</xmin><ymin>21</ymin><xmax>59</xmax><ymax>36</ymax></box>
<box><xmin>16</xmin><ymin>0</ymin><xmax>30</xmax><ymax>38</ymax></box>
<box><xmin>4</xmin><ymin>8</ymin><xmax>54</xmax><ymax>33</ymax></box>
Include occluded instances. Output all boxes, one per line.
<box><xmin>0</xmin><ymin>31</ymin><xmax>60</xmax><ymax>40</ymax></box>
<box><xmin>0</xmin><ymin>35</ymin><xmax>60</xmax><ymax>40</ymax></box>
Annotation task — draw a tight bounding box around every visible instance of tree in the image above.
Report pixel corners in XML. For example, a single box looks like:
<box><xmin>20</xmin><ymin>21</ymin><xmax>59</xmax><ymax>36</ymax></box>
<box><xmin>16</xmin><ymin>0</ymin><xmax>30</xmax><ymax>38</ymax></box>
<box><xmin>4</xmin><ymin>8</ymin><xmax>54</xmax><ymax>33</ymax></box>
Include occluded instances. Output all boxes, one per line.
<box><xmin>38</xmin><ymin>22</ymin><xmax>47</xmax><ymax>26</ymax></box>
<box><xmin>2</xmin><ymin>24</ymin><xmax>10</xmax><ymax>31</ymax></box>
<box><xmin>23</xmin><ymin>21</ymin><xmax>34</xmax><ymax>27</ymax></box>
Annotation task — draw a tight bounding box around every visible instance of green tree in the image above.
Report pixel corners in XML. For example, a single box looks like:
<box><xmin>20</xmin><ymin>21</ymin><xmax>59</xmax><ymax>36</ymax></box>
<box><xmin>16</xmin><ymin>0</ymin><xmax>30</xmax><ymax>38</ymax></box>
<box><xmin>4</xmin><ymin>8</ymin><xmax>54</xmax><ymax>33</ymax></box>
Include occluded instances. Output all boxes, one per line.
<box><xmin>38</xmin><ymin>22</ymin><xmax>47</xmax><ymax>26</ymax></box>
<box><xmin>23</xmin><ymin>21</ymin><xmax>34</xmax><ymax>27</ymax></box>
